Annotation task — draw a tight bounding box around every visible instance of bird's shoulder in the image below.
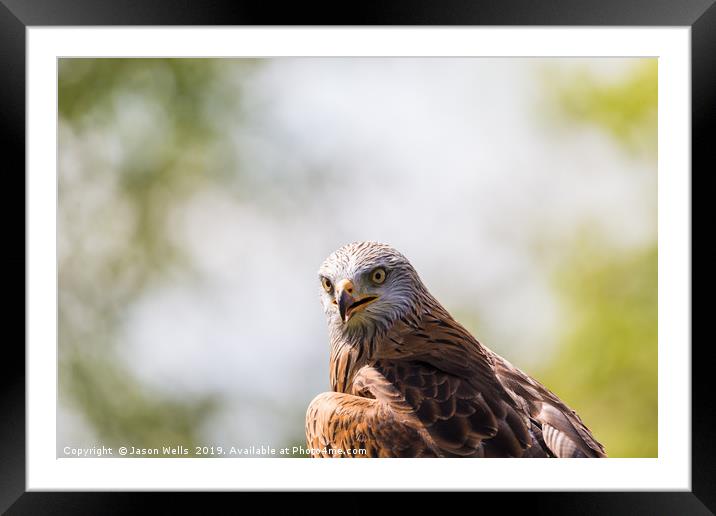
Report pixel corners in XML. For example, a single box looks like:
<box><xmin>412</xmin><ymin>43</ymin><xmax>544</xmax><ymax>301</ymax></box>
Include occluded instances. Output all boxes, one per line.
<box><xmin>375</xmin><ymin>308</ymin><xmax>496</xmax><ymax>379</ymax></box>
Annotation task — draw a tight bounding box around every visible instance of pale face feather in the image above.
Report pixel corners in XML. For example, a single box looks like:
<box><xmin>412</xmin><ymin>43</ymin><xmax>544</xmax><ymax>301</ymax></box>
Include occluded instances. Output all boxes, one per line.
<box><xmin>318</xmin><ymin>241</ymin><xmax>427</xmax><ymax>340</ymax></box>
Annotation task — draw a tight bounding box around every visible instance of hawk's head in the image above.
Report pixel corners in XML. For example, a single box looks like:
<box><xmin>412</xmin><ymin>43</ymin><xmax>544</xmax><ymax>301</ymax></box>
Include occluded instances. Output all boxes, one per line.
<box><xmin>318</xmin><ymin>241</ymin><xmax>427</xmax><ymax>338</ymax></box>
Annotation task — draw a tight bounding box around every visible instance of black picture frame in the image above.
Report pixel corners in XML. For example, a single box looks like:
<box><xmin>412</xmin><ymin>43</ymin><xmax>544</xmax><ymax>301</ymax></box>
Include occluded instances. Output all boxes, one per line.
<box><xmin>3</xmin><ymin>0</ymin><xmax>712</xmax><ymax>513</ymax></box>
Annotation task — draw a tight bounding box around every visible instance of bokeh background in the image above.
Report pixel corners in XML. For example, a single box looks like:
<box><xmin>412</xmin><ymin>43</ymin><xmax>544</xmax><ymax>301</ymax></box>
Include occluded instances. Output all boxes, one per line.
<box><xmin>58</xmin><ymin>58</ymin><xmax>657</xmax><ymax>458</ymax></box>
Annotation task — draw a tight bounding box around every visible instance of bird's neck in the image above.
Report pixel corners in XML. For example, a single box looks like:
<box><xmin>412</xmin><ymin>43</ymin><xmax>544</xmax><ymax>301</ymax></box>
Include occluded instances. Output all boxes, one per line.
<box><xmin>326</xmin><ymin>291</ymin><xmax>443</xmax><ymax>393</ymax></box>
<box><xmin>326</xmin><ymin>311</ymin><xmax>425</xmax><ymax>393</ymax></box>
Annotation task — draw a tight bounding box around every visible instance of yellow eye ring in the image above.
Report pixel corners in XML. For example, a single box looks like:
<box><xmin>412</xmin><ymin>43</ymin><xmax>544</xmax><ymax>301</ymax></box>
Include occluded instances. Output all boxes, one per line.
<box><xmin>321</xmin><ymin>277</ymin><xmax>333</xmax><ymax>293</ymax></box>
<box><xmin>371</xmin><ymin>268</ymin><xmax>386</xmax><ymax>284</ymax></box>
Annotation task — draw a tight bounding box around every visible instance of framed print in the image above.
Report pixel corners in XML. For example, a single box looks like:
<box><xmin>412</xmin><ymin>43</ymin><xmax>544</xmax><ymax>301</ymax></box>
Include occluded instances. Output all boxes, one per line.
<box><xmin>4</xmin><ymin>0</ymin><xmax>712</xmax><ymax>512</ymax></box>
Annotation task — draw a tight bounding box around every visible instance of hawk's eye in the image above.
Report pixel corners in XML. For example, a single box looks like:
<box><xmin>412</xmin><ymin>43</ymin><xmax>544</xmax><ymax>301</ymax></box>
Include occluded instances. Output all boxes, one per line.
<box><xmin>321</xmin><ymin>277</ymin><xmax>333</xmax><ymax>293</ymax></box>
<box><xmin>370</xmin><ymin>268</ymin><xmax>386</xmax><ymax>284</ymax></box>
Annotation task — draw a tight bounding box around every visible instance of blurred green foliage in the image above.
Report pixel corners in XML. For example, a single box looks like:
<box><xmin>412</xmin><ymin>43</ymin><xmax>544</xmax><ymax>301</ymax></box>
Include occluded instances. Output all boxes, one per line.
<box><xmin>538</xmin><ymin>59</ymin><xmax>658</xmax><ymax>457</ymax></box>
<box><xmin>66</xmin><ymin>356</ymin><xmax>218</xmax><ymax>449</ymax></box>
<box><xmin>551</xmin><ymin>59</ymin><xmax>657</xmax><ymax>157</ymax></box>
<box><xmin>539</xmin><ymin>242</ymin><xmax>657</xmax><ymax>457</ymax></box>
<box><xmin>59</xmin><ymin>59</ymin><xmax>253</xmax><ymax>455</ymax></box>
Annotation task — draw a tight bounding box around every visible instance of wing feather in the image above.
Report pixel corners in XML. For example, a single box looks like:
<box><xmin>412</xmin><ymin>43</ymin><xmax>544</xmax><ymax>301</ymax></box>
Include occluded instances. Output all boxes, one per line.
<box><xmin>493</xmin><ymin>356</ymin><xmax>607</xmax><ymax>458</ymax></box>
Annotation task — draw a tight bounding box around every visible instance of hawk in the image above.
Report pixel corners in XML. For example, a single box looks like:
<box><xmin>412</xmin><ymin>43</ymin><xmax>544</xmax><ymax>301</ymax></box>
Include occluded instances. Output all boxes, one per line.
<box><xmin>305</xmin><ymin>241</ymin><xmax>606</xmax><ymax>458</ymax></box>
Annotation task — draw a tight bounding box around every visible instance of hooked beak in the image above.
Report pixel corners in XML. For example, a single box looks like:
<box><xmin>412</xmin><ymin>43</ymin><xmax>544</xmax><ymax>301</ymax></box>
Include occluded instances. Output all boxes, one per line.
<box><xmin>335</xmin><ymin>279</ymin><xmax>378</xmax><ymax>323</ymax></box>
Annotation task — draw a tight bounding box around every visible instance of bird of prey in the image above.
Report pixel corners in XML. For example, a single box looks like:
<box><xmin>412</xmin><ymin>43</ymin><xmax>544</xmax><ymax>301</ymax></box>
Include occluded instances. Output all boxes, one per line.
<box><xmin>306</xmin><ymin>241</ymin><xmax>606</xmax><ymax>458</ymax></box>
